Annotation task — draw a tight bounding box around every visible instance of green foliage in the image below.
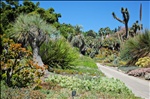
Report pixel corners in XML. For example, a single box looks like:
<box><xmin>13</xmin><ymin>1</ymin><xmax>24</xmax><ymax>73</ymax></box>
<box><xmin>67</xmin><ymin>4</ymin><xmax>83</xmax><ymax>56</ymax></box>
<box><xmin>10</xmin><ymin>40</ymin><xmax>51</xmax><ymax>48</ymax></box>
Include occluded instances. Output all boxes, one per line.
<box><xmin>46</xmin><ymin>73</ymin><xmax>134</xmax><ymax>96</ymax></box>
<box><xmin>1</xmin><ymin>37</ymin><xmax>44</xmax><ymax>87</ymax></box>
<box><xmin>96</xmin><ymin>48</ymin><xmax>118</xmax><ymax>59</ymax></box>
<box><xmin>129</xmin><ymin>20</ymin><xmax>141</xmax><ymax>37</ymax></box>
<box><xmin>120</xmin><ymin>30</ymin><xmax>150</xmax><ymax>65</ymax></box>
<box><xmin>95</xmin><ymin>47</ymin><xmax>122</xmax><ymax>67</ymax></box>
<box><xmin>52</xmin><ymin>55</ymin><xmax>104</xmax><ymax>76</ymax></box>
<box><xmin>85</xmin><ymin>30</ymin><xmax>97</xmax><ymax>38</ymax></box>
<box><xmin>98</xmin><ymin>27</ymin><xmax>114</xmax><ymax>37</ymax></box>
<box><xmin>83</xmin><ymin>35</ymin><xmax>101</xmax><ymax>57</ymax></box>
<box><xmin>10</xmin><ymin>14</ymin><xmax>56</xmax><ymax>41</ymax></box>
<box><xmin>1</xmin><ymin>81</ymin><xmax>46</xmax><ymax>99</ymax></box>
<box><xmin>74</xmin><ymin>56</ymin><xmax>97</xmax><ymax>68</ymax></box>
<box><xmin>0</xmin><ymin>0</ymin><xmax>39</xmax><ymax>35</ymax></box>
<box><xmin>0</xmin><ymin>0</ymin><xmax>61</xmax><ymax>36</ymax></box>
<box><xmin>40</xmin><ymin>37</ymin><xmax>79</xmax><ymax>69</ymax></box>
<box><xmin>29</xmin><ymin>7</ymin><xmax>61</xmax><ymax>24</ymax></box>
<box><xmin>70</xmin><ymin>34</ymin><xmax>86</xmax><ymax>54</ymax></box>
<box><xmin>118</xmin><ymin>66</ymin><xmax>139</xmax><ymax>73</ymax></box>
<box><xmin>102</xmin><ymin>37</ymin><xmax>120</xmax><ymax>49</ymax></box>
<box><xmin>40</xmin><ymin>86</ymin><xmax>139</xmax><ymax>99</ymax></box>
<box><xmin>59</xmin><ymin>23</ymin><xmax>74</xmax><ymax>39</ymax></box>
<box><xmin>54</xmin><ymin>66</ymin><xmax>104</xmax><ymax>76</ymax></box>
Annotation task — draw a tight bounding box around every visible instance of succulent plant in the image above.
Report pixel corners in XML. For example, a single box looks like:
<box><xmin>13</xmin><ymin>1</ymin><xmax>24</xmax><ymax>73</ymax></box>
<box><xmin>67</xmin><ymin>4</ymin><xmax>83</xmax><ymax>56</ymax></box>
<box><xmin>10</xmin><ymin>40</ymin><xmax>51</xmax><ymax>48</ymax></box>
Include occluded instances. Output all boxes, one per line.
<box><xmin>129</xmin><ymin>20</ymin><xmax>142</xmax><ymax>37</ymax></box>
<box><xmin>112</xmin><ymin>7</ymin><xmax>130</xmax><ymax>39</ymax></box>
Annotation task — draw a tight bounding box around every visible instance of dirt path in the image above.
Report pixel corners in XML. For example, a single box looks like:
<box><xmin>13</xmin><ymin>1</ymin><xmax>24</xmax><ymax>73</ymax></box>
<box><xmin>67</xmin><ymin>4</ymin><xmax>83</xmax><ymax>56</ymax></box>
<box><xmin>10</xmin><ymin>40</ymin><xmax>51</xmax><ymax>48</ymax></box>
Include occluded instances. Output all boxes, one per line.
<box><xmin>97</xmin><ymin>63</ymin><xmax>150</xmax><ymax>99</ymax></box>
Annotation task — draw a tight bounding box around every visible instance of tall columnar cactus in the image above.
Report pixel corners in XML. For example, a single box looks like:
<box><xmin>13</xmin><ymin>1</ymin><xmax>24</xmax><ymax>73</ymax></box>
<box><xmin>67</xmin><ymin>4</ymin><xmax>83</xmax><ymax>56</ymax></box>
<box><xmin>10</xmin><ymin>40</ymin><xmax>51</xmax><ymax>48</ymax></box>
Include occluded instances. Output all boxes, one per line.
<box><xmin>112</xmin><ymin>7</ymin><xmax>130</xmax><ymax>39</ymax></box>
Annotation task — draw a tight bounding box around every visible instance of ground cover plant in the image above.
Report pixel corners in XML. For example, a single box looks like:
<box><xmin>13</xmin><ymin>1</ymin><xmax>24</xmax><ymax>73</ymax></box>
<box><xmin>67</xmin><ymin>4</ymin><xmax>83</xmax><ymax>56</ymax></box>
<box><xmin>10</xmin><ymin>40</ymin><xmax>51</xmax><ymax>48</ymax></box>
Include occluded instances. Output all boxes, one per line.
<box><xmin>43</xmin><ymin>73</ymin><xmax>140</xmax><ymax>99</ymax></box>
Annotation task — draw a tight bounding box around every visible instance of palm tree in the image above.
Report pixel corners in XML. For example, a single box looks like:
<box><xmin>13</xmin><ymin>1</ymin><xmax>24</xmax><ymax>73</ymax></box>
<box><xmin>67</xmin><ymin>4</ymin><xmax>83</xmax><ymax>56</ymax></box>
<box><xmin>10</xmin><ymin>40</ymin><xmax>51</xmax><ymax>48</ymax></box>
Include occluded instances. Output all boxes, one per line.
<box><xmin>98</xmin><ymin>28</ymin><xmax>105</xmax><ymax>40</ymax></box>
<box><xmin>10</xmin><ymin>14</ymin><xmax>58</xmax><ymax>67</ymax></box>
<box><xmin>74</xmin><ymin>24</ymin><xmax>83</xmax><ymax>35</ymax></box>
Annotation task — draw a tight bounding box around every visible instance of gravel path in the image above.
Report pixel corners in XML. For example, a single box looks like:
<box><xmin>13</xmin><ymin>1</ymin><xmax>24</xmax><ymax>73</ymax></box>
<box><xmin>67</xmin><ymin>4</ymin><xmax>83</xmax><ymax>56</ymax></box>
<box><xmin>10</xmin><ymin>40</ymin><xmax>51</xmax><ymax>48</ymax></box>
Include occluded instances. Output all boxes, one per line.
<box><xmin>97</xmin><ymin>63</ymin><xmax>150</xmax><ymax>99</ymax></box>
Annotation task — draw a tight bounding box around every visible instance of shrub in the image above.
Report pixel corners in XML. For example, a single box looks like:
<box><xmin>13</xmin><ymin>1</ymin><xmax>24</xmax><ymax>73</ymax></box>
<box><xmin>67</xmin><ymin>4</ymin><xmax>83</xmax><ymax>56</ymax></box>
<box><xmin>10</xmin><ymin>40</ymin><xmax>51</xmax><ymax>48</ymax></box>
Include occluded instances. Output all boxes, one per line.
<box><xmin>1</xmin><ymin>37</ymin><xmax>45</xmax><ymax>87</ymax></box>
<box><xmin>102</xmin><ymin>37</ymin><xmax>120</xmax><ymax>50</ymax></box>
<box><xmin>135</xmin><ymin>57</ymin><xmax>150</xmax><ymax>67</ymax></box>
<box><xmin>40</xmin><ymin>37</ymin><xmax>79</xmax><ymax>69</ymax></box>
<box><xmin>118</xmin><ymin>66</ymin><xmax>139</xmax><ymax>73</ymax></box>
<box><xmin>120</xmin><ymin>30</ymin><xmax>150</xmax><ymax>65</ymax></box>
<box><xmin>128</xmin><ymin>68</ymin><xmax>150</xmax><ymax>77</ymax></box>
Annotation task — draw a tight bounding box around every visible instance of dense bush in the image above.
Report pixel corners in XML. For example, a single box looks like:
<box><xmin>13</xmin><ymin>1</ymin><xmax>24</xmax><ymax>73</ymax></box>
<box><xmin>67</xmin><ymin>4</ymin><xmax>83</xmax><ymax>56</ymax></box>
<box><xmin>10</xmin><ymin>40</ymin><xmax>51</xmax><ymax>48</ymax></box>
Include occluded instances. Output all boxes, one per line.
<box><xmin>102</xmin><ymin>36</ymin><xmax>120</xmax><ymax>50</ymax></box>
<box><xmin>1</xmin><ymin>37</ymin><xmax>45</xmax><ymax>87</ymax></box>
<box><xmin>40</xmin><ymin>37</ymin><xmax>79</xmax><ymax>69</ymax></box>
<box><xmin>135</xmin><ymin>57</ymin><xmax>150</xmax><ymax>67</ymax></box>
<box><xmin>120</xmin><ymin>30</ymin><xmax>150</xmax><ymax>65</ymax></box>
<box><xmin>95</xmin><ymin>48</ymin><xmax>120</xmax><ymax>66</ymax></box>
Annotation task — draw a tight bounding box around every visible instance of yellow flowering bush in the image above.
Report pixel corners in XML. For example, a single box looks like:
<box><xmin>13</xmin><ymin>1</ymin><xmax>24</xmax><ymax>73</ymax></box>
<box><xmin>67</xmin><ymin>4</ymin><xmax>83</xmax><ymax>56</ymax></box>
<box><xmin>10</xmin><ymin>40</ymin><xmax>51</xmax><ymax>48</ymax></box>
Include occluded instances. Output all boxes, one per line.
<box><xmin>135</xmin><ymin>57</ymin><xmax>150</xmax><ymax>67</ymax></box>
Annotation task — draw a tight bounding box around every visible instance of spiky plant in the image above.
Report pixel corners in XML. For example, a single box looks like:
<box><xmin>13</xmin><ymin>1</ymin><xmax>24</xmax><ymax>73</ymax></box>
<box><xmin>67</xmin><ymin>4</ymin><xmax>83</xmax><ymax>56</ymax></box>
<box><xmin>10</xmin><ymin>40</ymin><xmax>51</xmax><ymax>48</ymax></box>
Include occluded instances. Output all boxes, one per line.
<box><xmin>129</xmin><ymin>20</ymin><xmax>141</xmax><ymax>37</ymax></box>
<box><xmin>70</xmin><ymin>34</ymin><xmax>86</xmax><ymax>55</ymax></box>
<box><xmin>10</xmin><ymin>14</ymin><xmax>58</xmax><ymax>67</ymax></box>
<box><xmin>40</xmin><ymin>37</ymin><xmax>79</xmax><ymax>69</ymax></box>
<box><xmin>120</xmin><ymin>30</ymin><xmax>150</xmax><ymax>65</ymax></box>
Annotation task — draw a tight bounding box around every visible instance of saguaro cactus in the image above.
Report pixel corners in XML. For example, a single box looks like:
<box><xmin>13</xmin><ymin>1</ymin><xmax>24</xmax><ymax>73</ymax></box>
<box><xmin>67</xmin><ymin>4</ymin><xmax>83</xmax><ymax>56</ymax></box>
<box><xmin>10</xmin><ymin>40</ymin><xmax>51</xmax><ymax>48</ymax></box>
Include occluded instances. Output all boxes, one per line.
<box><xmin>112</xmin><ymin>7</ymin><xmax>130</xmax><ymax>39</ymax></box>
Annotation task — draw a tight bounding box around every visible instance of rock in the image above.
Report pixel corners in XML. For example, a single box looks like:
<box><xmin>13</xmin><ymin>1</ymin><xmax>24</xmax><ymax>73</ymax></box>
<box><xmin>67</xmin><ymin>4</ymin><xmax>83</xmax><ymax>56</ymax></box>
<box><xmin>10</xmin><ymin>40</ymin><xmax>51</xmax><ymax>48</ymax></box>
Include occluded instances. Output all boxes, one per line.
<box><xmin>145</xmin><ymin>73</ymin><xmax>150</xmax><ymax>80</ymax></box>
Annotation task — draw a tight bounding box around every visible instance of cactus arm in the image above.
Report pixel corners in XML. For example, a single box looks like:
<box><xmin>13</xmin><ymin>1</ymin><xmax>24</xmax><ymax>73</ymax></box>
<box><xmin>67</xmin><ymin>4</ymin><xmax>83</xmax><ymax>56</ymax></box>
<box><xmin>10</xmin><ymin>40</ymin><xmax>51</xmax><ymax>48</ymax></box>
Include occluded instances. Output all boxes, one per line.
<box><xmin>112</xmin><ymin>12</ymin><xmax>125</xmax><ymax>24</ymax></box>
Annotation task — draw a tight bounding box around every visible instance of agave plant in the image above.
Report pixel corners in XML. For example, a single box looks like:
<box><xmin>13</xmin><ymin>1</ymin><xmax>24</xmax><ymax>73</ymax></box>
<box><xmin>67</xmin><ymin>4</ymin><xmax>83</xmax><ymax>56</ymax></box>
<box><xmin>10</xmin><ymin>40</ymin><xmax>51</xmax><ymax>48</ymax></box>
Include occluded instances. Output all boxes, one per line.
<box><xmin>120</xmin><ymin>30</ymin><xmax>150</xmax><ymax>65</ymax></box>
<box><xmin>10</xmin><ymin>14</ymin><xmax>58</xmax><ymax>67</ymax></box>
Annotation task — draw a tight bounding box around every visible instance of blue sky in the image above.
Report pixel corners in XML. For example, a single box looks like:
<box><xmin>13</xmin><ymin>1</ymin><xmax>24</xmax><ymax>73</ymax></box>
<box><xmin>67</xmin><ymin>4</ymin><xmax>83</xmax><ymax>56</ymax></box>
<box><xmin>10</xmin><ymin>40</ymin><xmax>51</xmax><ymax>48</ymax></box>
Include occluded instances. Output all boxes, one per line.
<box><xmin>32</xmin><ymin>1</ymin><xmax>149</xmax><ymax>32</ymax></box>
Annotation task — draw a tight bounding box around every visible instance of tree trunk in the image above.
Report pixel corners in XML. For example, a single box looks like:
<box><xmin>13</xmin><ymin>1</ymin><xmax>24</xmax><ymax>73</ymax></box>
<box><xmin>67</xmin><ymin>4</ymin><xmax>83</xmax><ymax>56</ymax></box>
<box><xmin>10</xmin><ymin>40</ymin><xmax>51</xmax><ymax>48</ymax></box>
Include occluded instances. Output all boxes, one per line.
<box><xmin>33</xmin><ymin>46</ymin><xmax>44</xmax><ymax>67</ymax></box>
<box><xmin>125</xmin><ymin>23</ymin><xmax>129</xmax><ymax>38</ymax></box>
<box><xmin>31</xmin><ymin>39</ymin><xmax>50</xmax><ymax>78</ymax></box>
<box><xmin>31</xmin><ymin>38</ymin><xmax>44</xmax><ymax>67</ymax></box>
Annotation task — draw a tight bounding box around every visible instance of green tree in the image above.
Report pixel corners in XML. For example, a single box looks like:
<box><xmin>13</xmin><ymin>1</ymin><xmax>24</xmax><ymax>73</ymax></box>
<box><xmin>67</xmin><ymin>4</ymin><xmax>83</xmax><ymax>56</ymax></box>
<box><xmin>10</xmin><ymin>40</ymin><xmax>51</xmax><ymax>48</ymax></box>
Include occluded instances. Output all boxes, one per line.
<box><xmin>85</xmin><ymin>30</ymin><xmax>97</xmax><ymax>38</ymax></box>
<box><xmin>29</xmin><ymin>7</ymin><xmax>61</xmax><ymax>24</ymax></box>
<box><xmin>0</xmin><ymin>0</ymin><xmax>39</xmax><ymax>54</ymax></box>
<box><xmin>59</xmin><ymin>23</ymin><xmax>74</xmax><ymax>39</ymax></box>
<box><xmin>98</xmin><ymin>27</ymin><xmax>113</xmax><ymax>40</ymax></box>
<box><xmin>74</xmin><ymin>25</ymin><xmax>83</xmax><ymax>35</ymax></box>
<box><xmin>0</xmin><ymin>0</ymin><xmax>61</xmax><ymax>53</ymax></box>
<box><xmin>10</xmin><ymin>14</ymin><xmax>58</xmax><ymax>67</ymax></box>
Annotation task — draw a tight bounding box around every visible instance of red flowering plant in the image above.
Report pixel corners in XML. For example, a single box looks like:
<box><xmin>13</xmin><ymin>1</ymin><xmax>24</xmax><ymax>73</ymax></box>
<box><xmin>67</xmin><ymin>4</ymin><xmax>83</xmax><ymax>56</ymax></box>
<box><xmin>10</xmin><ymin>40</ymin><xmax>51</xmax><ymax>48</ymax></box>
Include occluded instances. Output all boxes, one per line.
<box><xmin>1</xmin><ymin>36</ymin><xmax>45</xmax><ymax>87</ymax></box>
